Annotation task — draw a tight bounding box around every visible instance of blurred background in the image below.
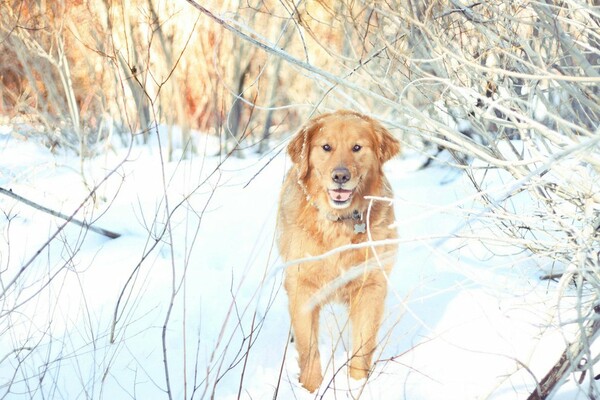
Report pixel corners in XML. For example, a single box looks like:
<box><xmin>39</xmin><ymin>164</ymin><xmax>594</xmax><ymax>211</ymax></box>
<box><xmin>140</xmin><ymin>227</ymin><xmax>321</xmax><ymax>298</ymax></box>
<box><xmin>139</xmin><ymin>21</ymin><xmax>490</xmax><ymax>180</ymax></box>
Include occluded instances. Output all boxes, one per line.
<box><xmin>1</xmin><ymin>0</ymin><xmax>595</xmax><ymax>161</ymax></box>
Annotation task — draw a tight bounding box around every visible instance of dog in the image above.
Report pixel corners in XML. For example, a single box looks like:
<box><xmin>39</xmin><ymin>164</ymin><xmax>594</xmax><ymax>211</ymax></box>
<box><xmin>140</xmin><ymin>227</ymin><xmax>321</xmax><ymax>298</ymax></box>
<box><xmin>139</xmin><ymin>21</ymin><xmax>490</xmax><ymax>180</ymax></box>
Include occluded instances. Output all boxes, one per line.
<box><xmin>277</xmin><ymin>110</ymin><xmax>400</xmax><ymax>392</ymax></box>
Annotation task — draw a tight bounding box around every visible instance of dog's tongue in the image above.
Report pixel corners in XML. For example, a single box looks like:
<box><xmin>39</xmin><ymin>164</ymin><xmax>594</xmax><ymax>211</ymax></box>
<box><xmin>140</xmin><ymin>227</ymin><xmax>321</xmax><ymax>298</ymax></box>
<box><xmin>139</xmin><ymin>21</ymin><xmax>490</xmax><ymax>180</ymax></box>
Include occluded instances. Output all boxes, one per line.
<box><xmin>329</xmin><ymin>189</ymin><xmax>352</xmax><ymax>202</ymax></box>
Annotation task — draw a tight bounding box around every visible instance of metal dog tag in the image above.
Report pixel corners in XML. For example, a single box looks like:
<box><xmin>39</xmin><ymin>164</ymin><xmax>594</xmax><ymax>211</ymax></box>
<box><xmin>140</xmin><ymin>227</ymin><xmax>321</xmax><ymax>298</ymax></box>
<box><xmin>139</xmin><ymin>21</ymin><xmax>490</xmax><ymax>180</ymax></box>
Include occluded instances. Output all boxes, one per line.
<box><xmin>354</xmin><ymin>223</ymin><xmax>366</xmax><ymax>234</ymax></box>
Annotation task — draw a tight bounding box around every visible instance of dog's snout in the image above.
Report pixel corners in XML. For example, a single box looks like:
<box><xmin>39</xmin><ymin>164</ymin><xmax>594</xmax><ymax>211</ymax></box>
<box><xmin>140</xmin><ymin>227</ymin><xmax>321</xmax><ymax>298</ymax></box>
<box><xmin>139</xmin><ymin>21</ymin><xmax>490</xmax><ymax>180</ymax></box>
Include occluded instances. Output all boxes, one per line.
<box><xmin>331</xmin><ymin>167</ymin><xmax>351</xmax><ymax>184</ymax></box>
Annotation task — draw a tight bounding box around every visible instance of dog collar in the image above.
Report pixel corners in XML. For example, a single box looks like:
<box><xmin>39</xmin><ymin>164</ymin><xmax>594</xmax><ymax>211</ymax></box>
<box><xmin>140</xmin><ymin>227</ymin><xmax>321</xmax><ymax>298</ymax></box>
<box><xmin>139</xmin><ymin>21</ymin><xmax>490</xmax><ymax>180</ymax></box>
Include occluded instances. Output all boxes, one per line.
<box><xmin>326</xmin><ymin>209</ymin><xmax>366</xmax><ymax>234</ymax></box>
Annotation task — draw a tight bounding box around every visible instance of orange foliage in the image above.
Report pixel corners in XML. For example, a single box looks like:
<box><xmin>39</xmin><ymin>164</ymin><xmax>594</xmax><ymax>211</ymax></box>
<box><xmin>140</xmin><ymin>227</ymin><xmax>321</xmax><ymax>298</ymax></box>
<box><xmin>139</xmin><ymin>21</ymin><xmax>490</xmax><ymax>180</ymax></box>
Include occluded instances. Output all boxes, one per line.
<box><xmin>0</xmin><ymin>0</ymin><xmax>396</xmax><ymax>146</ymax></box>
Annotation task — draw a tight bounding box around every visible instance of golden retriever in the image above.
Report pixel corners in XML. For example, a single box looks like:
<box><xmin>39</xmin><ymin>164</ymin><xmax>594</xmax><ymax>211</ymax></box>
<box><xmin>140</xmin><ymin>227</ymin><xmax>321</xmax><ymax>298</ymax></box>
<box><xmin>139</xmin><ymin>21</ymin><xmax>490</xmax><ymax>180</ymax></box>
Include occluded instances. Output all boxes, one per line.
<box><xmin>277</xmin><ymin>110</ymin><xmax>400</xmax><ymax>392</ymax></box>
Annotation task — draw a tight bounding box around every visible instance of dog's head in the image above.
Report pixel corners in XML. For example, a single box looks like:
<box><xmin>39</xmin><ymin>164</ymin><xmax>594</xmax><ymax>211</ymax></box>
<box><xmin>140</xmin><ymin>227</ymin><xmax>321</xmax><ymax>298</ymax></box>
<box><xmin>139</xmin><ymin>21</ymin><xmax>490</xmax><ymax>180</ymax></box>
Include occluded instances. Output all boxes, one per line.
<box><xmin>288</xmin><ymin>110</ymin><xmax>400</xmax><ymax>212</ymax></box>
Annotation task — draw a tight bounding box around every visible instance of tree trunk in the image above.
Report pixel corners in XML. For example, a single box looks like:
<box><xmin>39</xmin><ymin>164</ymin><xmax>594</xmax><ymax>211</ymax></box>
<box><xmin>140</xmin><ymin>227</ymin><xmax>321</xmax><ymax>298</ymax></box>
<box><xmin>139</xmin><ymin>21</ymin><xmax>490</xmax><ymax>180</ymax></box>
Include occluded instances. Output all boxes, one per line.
<box><xmin>528</xmin><ymin>314</ymin><xmax>600</xmax><ymax>400</ymax></box>
<box><xmin>258</xmin><ymin>19</ymin><xmax>293</xmax><ymax>154</ymax></box>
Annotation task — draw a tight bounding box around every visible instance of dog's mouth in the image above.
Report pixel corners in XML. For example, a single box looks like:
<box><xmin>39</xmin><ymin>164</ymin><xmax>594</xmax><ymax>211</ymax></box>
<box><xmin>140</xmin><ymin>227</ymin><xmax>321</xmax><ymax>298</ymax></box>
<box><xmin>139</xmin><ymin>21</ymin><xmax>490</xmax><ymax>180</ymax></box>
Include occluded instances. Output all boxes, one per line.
<box><xmin>327</xmin><ymin>188</ymin><xmax>355</xmax><ymax>209</ymax></box>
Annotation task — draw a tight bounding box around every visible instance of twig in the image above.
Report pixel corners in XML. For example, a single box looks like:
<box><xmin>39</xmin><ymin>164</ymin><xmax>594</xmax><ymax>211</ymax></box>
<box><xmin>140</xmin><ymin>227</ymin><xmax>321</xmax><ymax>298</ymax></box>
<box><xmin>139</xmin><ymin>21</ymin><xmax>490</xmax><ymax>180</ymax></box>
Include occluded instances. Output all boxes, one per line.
<box><xmin>444</xmin><ymin>1</ymin><xmax>489</xmax><ymax>23</ymax></box>
<box><xmin>0</xmin><ymin>186</ymin><xmax>120</xmax><ymax>239</ymax></box>
<box><xmin>540</xmin><ymin>273</ymin><xmax>564</xmax><ymax>281</ymax></box>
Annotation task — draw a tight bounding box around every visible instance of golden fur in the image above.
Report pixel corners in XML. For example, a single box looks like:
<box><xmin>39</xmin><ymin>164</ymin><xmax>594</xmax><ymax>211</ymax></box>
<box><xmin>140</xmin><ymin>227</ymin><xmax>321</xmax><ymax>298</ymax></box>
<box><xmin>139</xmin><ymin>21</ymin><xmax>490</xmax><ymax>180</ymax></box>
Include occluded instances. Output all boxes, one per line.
<box><xmin>277</xmin><ymin>110</ymin><xmax>400</xmax><ymax>392</ymax></box>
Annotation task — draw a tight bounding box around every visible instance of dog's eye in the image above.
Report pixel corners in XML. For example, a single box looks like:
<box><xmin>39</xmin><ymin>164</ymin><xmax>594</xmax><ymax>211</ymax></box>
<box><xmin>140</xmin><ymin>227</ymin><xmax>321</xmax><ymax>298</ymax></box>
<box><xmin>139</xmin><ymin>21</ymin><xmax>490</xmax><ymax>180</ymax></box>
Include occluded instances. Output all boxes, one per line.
<box><xmin>352</xmin><ymin>144</ymin><xmax>362</xmax><ymax>152</ymax></box>
<box><xmin>322</xmin><ymin>144</ymin><xmax>332</xmax><ymax>152</ymax></box>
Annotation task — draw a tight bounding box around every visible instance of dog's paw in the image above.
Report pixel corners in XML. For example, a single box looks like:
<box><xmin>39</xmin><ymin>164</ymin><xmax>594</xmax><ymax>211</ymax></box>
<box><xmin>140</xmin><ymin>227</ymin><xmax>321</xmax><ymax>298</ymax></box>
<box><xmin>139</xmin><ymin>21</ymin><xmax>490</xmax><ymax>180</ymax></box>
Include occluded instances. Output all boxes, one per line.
<box><xmin>349</xmin><ymin>359</ymin><xmax>371</xmax><ymax>381</ymax></box>
<box><xmin>299</xmin><ymin>369</ymin><xmax>323</xmax><ymax>393</ymax></box>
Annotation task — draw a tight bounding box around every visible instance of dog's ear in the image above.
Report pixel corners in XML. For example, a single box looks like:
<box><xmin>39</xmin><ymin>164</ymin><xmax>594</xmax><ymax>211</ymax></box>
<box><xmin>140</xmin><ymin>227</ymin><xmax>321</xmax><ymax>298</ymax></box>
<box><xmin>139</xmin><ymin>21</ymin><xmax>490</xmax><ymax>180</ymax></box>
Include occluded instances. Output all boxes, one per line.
<box><xmin>374</xmin><ymin>122</ymin><xmax>401</xmax><ymax>163</ymax></box>
<box><xmin>288</xmin><ymin>117</ymin><xmax>321</xmax><ymax>180</ymax></box>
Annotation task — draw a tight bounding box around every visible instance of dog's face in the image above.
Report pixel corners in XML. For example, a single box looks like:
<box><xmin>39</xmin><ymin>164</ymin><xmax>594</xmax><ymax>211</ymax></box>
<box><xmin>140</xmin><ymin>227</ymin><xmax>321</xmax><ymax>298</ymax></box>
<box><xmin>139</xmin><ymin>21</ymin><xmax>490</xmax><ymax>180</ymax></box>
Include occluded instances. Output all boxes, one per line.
<box><xmin>288</xmin><ymin>110</ymin><xmax>400</xmax><ymax>211</ymax></box>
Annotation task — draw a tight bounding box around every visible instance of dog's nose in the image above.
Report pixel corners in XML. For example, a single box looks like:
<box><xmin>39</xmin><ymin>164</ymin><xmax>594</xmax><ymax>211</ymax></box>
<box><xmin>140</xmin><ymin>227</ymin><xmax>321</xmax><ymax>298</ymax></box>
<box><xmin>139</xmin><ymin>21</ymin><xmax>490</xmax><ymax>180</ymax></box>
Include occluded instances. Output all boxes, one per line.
<box><xmin>331</xmin><ymin>167</ymin><xmax>351</xmax><ymax>184</ymax></box>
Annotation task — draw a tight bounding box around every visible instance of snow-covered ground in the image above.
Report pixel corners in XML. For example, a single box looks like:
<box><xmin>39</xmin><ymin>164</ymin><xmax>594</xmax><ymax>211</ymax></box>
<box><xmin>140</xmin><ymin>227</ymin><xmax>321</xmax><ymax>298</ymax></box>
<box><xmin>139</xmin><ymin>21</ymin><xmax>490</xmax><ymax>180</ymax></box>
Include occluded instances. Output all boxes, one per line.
<box><xmin>0</xmin><ymin>127</ymin><xmax>588</xmax><ymax>399</ymax></box>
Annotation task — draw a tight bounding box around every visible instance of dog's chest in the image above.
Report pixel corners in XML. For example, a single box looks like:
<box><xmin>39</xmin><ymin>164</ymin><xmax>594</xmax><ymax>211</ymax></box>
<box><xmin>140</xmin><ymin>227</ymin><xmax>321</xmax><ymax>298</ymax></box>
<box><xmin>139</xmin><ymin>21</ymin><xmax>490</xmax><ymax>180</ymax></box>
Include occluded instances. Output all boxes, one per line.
<box><xmin>318</xmin><ymin>219</ymin><xmax>365</xmax><ymax>245</ymax></box>
<box><xmin>310</xmin><ymin>221</ymin><xmax>372</xmax><ymax>264</ymax></box>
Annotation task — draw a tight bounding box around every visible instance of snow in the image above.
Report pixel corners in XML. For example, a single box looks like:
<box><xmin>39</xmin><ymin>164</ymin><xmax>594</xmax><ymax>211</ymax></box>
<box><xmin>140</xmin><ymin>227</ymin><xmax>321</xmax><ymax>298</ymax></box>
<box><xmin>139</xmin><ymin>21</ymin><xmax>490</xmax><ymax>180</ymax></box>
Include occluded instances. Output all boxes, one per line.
<box><xmin>0</xmin><ymin>128</ymin><xmax>589</xmax><ymax>399</ymax></box>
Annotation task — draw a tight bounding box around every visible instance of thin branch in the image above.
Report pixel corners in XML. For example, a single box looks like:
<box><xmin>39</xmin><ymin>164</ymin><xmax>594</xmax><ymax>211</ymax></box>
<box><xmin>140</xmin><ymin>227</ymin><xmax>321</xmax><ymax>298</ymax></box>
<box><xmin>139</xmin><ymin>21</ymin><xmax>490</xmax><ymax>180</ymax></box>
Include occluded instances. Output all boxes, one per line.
<box><xmin>0</xmin><ymin>186</ymin><xmax>120</xmax><ymax>239</ymax></box>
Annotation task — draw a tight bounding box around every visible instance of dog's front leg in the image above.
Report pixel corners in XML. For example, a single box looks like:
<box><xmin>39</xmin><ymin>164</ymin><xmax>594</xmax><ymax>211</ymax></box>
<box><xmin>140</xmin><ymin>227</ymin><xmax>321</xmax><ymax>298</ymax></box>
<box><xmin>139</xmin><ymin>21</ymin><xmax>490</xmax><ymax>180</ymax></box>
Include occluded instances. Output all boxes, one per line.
<box><xmin>348</xmin><ymin>279</ymin><xmax>386</xmax><ymax>381</ymax></box>
<box><xmin>287</xmin><ymin>285</ymin><xmax>322</xmax><ymax>392</ymax></box>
